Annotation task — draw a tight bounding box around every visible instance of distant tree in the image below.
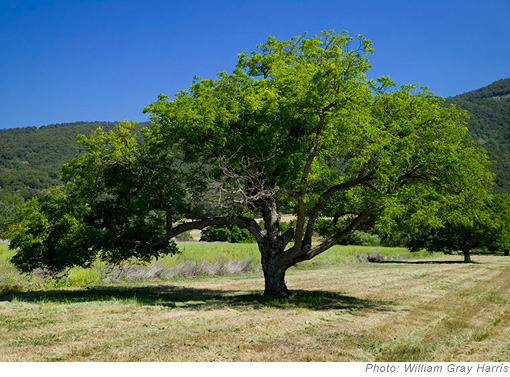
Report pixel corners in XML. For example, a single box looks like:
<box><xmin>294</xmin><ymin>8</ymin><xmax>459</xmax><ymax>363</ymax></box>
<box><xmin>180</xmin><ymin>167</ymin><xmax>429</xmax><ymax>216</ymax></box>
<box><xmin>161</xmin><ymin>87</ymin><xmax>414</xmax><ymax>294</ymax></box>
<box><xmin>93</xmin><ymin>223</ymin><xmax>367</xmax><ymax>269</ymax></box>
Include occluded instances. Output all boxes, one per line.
<box><xmin>407</xmin><ymin>217</ymin><xmax>493</xmax><ymax>262</ymax></box>
<box><xmin>491</xmin><ymin>193</ymin><xmax>510</xmax><ymax>255</ymax></box>
<box><xmin>6</xmin><ymin>31</ymin><xmax>493</xmax><ymax>297</ymax></box>
<box><xmin>407</xmin><ymin>193</ymin><xmax>510</xmax><ymax>261</ymax></box>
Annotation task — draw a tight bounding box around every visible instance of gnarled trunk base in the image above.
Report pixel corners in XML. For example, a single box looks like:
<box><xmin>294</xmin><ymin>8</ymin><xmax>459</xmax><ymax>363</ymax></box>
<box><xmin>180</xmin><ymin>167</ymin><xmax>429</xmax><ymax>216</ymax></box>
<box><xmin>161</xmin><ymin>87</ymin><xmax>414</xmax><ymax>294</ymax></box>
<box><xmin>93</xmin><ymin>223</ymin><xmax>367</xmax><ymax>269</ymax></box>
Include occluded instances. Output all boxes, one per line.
<box><xmin>263</xmin><ymin>268</ymin><xmax>290</xmax><ymax>298</ymax></box>
<box><xmin>261</xmin><ymin>257</ymin><xmax>290</xmax><ymax>298</ymax></box>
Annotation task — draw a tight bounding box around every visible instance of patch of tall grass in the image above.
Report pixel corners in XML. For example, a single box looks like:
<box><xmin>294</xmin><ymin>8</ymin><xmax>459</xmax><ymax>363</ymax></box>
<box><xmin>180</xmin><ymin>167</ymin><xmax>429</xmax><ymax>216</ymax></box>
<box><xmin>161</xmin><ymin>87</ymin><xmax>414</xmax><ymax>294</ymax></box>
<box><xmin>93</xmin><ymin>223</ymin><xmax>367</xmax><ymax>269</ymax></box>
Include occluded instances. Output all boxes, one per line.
<box><xmin>66</xmin><ymin>267</ymin><xmax>101</xmax><ymax>286</ymax></box>
<box><xmin>164</xmin><ymin>243</ymin><xmax>261</xmax><ymax>265</ymax></box>
<box><xmin>0</xmin><ymin>259</ymin><xmax>59</xmax><ymax>294</ymax></box>
<box><xmin>0</xmin><ymin>243</ymin><xmax>14</xmax><ymax>260</ymax></box>
<box><xmin>0</xmin><ymin>241</ymin><xmax>432</xmax><ymax>292</ymax></box>
<box><xmin>165</xmin><ymin>243</ymin><xmax>430</xmax><ymax>267</ymax></box>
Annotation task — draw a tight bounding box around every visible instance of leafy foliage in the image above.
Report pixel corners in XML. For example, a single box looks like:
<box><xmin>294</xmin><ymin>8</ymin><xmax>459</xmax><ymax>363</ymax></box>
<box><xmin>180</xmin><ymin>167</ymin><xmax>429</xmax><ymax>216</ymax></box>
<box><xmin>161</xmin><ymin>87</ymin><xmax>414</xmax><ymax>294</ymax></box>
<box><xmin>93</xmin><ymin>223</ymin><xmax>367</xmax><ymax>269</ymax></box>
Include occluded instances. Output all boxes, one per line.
<box><xmin>491</xmin><ymin>193</ymin><xmax>510</xmax><ymax>253</ymax></box>
<box><xmin>200</xmin><ymin>225</ymin><xmax>255</xmax><ymax>243</ymax></box>
<box><xmin>341</xmin><ymin>231</ymin><xmax>381</xmax><ymax>247</ymax></box>
<box><xmin>406</xmin><ymin>219</ymin><xmax>494</xmax><ymax>261</ymax></box>
<box><xmin>5</xmin><ymin>188</ymin><xmax>103</xmax><ymax>272</ymax></box>
<box><xmin>0</xmin><ymin>82</ymin><xmax>506</xmax><ymax>203</ymax></box>
<box><xmin>406</xmin><ymin>193</ymin><xmax>510</xmax><ymax>260</ymax></box>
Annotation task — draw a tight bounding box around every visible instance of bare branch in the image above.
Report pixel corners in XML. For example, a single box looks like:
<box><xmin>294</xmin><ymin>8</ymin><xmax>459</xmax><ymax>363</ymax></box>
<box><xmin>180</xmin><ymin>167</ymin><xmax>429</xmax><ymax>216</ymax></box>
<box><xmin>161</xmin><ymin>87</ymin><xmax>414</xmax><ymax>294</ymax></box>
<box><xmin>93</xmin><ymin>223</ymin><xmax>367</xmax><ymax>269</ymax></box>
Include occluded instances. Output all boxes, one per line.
<box><xmin>295</xmin><ymin>107</ymin><xmax>334</xmax><ymax>251</ymax></box>
<box><xmin>303</xmin><ymin>169</ymin><xmax>374</xmax><ymax>244</ymax></box>
<box><xmin>304</xmin><ymin>206</ymin><xmax>374</xmax><ymax>260</ymax></box>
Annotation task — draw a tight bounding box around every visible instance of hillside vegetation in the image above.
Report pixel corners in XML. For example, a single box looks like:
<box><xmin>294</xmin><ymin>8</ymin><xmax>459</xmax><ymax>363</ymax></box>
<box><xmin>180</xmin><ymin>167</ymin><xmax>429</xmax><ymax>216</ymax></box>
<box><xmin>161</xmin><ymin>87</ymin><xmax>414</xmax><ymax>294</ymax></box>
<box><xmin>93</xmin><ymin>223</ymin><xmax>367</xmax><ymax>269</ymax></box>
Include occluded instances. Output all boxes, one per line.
<box><xmin>447</xmin><ymin>78</ymin><xmax>510</xmax><ymax>192</ymax></box>
<box><xmin>0</xmin><ymin>122</ymin><xmax>117</xmax><ymax>199</ymax></box>
<box><xmin>0</xmin><ymin>121</ymin><xmax>149</xmax><ymax>200</ymax></box>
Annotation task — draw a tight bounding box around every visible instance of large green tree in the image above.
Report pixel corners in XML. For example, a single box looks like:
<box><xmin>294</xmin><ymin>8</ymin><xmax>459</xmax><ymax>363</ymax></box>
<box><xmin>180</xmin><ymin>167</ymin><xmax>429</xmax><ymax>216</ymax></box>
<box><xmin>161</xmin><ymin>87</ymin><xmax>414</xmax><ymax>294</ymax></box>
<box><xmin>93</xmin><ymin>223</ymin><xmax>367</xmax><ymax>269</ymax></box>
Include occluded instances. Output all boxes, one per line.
<box><xmin>406</xmin><ymin>213</ymin><xmax>494</xmax><ymax>263</ymax></box>
<box><xmin>7</xmin><ymin>31</ymin><xmax>493</xmax><ymax>297</ymax></box>
<box><xmin>407</xmin><ymin>193</ymin><xmax>510</xmax><ymax>261</ymax></box>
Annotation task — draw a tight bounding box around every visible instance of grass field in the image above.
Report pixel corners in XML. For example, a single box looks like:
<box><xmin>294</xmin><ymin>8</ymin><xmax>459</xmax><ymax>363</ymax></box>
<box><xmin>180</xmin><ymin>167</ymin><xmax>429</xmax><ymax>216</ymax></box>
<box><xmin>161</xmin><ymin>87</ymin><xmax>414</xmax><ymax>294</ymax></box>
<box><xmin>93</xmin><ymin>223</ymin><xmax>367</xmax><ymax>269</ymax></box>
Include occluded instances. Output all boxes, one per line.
<box><xmin>1</xmin><ymin>243</ymin><xmax>509</xmax><ymax>361</ymax></box>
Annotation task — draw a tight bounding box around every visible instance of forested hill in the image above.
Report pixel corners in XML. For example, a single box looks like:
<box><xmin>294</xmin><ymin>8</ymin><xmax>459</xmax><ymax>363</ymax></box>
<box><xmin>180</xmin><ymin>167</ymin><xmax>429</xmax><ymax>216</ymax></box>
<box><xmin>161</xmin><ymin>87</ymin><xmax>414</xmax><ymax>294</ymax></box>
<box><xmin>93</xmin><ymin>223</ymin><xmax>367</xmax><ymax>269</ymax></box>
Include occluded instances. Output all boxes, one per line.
<box><xmin>447</xmin><ymin>78</ymin><xmax>510</xmax><ymax>193</ymax></box>
<box><xmin>0</xmin><ymin>121</ymin><xmax>137</xmax><ymax>199</ymax></box>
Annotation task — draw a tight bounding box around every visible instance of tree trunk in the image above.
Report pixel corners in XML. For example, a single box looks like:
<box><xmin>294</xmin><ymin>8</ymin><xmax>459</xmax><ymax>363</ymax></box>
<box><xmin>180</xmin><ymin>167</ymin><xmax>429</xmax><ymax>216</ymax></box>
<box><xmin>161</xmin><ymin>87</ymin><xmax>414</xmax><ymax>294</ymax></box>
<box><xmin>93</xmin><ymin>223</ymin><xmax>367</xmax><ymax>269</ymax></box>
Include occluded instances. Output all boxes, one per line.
<box><xmin>257</xmin><ymin>198</ymin><xmax>293</xmax><ymax>298</ymax></box>
<box><xmin>262</xmin><ymin>262</ymin><xmax>290</xmax><ymax>298</ymax></box>
<box><xmin>463</xmin><ymin>249</ymin><xmax>471</xmax><ymax>262</ymax></box>
<box><xmin>259</xmin><ymin>242</ymin><xmax>291</xmax><ymax>298</ymax></box>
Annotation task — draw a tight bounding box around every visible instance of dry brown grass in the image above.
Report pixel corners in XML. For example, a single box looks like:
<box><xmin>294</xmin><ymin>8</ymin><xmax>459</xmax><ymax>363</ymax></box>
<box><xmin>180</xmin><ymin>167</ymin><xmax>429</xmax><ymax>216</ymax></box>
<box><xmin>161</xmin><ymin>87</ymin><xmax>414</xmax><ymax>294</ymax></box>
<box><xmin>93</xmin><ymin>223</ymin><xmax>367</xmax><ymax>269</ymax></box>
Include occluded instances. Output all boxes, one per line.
<box><xmin>1</xmin><ymin>255</ymin><xmax>510</xmax><ymax>361</ymax></box>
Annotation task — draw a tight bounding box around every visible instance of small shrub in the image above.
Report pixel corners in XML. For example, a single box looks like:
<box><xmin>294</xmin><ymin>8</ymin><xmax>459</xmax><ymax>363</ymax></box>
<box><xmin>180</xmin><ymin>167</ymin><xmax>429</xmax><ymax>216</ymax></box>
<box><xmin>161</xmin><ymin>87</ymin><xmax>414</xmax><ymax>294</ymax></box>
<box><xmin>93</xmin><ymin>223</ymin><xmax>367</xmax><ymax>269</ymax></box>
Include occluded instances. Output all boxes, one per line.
<box><xmin>200</xmin><ymin>225</ymin><xmax>254</xmax><ymax>243</ymax></box>
<box><xmin>341</xmin><ymin>231</ymin><xmax>381</xmax><ymax>246</ymax></box>
<box><xmin>315</xmin><ymin>220</ymin><xmax>381</xmax><ymax>246</ymax></box>
<box><xmin>380</xmin><ymin>231</ymin><xmax>411</xmax><ymax>247</ymax></box>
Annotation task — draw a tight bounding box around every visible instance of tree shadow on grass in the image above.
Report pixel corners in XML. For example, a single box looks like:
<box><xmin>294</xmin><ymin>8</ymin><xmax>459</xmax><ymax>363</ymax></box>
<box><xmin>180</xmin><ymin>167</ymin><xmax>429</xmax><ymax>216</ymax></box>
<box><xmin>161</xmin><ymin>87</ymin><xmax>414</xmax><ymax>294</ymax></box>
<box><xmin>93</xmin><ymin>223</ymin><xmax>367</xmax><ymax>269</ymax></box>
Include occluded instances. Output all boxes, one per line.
<box><xmin>0</xmin><ymin>285</ymin><xmax>392</xmax><ymax>312</ymax></box>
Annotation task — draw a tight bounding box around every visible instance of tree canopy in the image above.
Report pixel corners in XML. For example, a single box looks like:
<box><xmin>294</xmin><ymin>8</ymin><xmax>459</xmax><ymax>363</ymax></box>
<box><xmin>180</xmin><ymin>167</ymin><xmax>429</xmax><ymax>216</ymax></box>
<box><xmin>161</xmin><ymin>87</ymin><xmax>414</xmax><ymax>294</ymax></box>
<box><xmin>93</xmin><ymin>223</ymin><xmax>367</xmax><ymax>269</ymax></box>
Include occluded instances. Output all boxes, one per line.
<box><xmin>6</xmin><ymin>31</ymin><xmax>494</xmax><ymax>297</ymax></box>
<box><xmin>407</xmin><ymin>192</ymin><xmax>510</xmax><ymax>261</ymax></box>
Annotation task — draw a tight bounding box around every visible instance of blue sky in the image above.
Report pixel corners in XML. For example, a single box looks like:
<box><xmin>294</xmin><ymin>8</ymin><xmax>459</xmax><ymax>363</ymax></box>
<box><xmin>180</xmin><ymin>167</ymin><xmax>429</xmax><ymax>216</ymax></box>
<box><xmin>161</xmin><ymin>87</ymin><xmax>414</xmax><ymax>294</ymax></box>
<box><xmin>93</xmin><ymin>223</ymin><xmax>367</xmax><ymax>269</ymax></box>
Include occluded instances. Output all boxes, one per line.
<box><xmin>0</xmin><ymin>0</ymin><xmax>509</xmax><ymax>129</ymax></box>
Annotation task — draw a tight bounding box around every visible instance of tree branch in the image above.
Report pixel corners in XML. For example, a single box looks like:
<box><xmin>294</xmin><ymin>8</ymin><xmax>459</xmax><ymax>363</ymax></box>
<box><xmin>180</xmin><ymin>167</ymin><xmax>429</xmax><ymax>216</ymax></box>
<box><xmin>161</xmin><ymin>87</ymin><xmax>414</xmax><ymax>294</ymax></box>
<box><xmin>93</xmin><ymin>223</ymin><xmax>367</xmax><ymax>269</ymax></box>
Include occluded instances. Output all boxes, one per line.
<box><xmin>281</xmin><ymin>226</ymin><xmax>296</xmax><ymax>248</ymax></box>
<box><xmin>304</xmin><ymin>207</ymin><xmax>375</xmax><ymax>260</ymax></box>
<box><xmin>295</xmin><ymin>105</ymin><xmax>334</xmax><ymax>251</ymax></box>
<box><xmin>117</xmin><ymin>216</ymin><xmax>264</xmax><ymax>249</ymax></box>
<box><xmin>303</xmin><ymin>169</ymin><xmax>373</xmax><ymax>244</ymax></box>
